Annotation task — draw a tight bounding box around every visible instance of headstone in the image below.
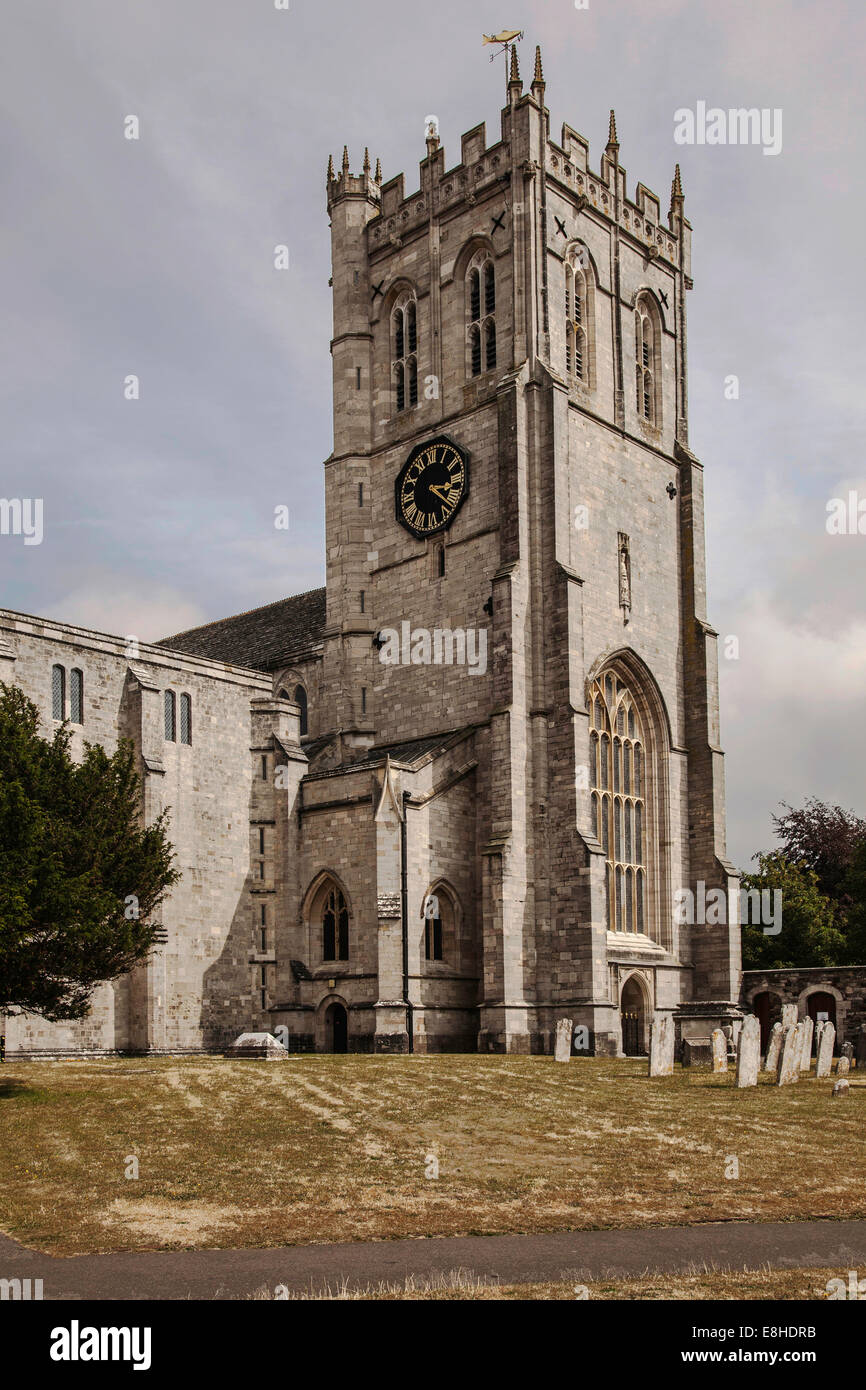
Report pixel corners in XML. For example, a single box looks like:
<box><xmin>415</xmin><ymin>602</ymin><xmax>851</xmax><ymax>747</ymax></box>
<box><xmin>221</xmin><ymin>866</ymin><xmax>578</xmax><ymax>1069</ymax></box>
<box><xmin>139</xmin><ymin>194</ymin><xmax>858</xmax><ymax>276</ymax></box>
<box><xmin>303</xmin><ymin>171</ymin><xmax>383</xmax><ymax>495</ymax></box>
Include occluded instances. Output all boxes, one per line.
<box><xmin>799</xmin><ymin>1016</ymin><xmax>814</xmax><ymax>1072</ymax></box>
<box><xmin>648</xmin><ymin>1013</ymin><xmax>674</xmax><ymax>1076</ymax></box>
<box><xmin>841</xmin><ymin>1041</ymin><xmax>854</xmax><ymax>1064</ymax></box>
<box><xmin>832</xmin><ymin>1079</ymin><xmax>849</xmax><ymax>1098</ymax></box>
<box><xmin>736</xmin><ymin>1014</ymin><xmax>760</xmax><ymax>1089</ymax></box>
<box><xmin>836</xmin><ymin>1054</ymin><xmax>851</xmax><ymax>1077</ymax></box>
<box><xmin>681</xmin><ymin>1037</ymin><xmax>713</xmax><ymax>1067</ymax></box>
<box><xmin>815</xmin><ymin>1021</ymin><xmax>836</xmax><ymax>1078</ymax></box>
<box><xmin>722</xmin><ymin>1024</ymin><xmax>736</xmax><ymax>1063</ymax></box>
<box><xmin>781</xmin><ymin>1004</ymin><xmax>798</xmax><ymax>1028</ymax></box>
<box><xmin>554</xmin><ymin>1017</ymin><xmax>573</xmax><ymax>1063</ymax></box>
<box><xmin>776</xmin><ymin>1023</ymin><xmax>802</xmax><ymax>1086</ymax></box>
<box><xmin>711</xmin><ymin>1028</ymin><xmax>728</xmax><ymax>1073</ymax></box>
<box><xmin>763</xmin><ymin>1021</ymin><xmax>784</xmax><ymax>1073</ymax></box>
<box><xmin>224</xmin><ymin>1031</ymin><xmax>288</xmax><ymax>1060</ymax></box>
<box><xmin>856</xmin><ymin>1027</ymin><xmax>866</xmax><ymax>1069</ymax></box>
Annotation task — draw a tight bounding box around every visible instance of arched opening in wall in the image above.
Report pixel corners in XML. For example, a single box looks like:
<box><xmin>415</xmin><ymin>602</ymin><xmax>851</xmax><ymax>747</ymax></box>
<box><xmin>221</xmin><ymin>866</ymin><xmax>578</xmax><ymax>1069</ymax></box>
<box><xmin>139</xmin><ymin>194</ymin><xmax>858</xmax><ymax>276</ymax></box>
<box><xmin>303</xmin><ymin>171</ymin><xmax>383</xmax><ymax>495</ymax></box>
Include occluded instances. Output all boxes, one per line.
<box><xmin>752</xmin><ymin>991</ymin><xmax>783</xmax><ymax>1053</ymax></box>
<box><xmin>806</xmin><ymin>990</ymin><xmax>837</xmax><ymax>1034</ymax></box>
<box><xmin>620</xmin><ymin>975</ymin><xmax>646</xmax><ymax>1056</ymax></box>
<box><xmin>325</xmin><ymin>1001</ymin><xmax>348</xmax><ymax>1054</ymax></box>
<box><xmin>292</xmin><ymin>684</ymin><xmax>308</xmax><ymax>736</ymax></box>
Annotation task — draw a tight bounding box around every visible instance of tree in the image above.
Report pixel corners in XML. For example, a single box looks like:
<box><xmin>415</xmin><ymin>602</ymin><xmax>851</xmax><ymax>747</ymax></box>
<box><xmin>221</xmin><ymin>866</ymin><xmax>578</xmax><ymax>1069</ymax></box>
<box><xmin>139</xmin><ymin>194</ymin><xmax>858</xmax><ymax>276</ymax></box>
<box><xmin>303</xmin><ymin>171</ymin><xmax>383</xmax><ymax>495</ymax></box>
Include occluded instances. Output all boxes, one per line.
<box><xmin>740</xmin><ymin>852</ymin><xmax>848</xmax><ymax>971</ymax></box>
<box><xmin>0</xmin><ymin>684</ymin><xmax>179</xmax><ymax>1021</ymax></box>
<box><xmin>773</xmin><ymin>798</ymin><xmax>866</xmax><ymax>904</ymax></box>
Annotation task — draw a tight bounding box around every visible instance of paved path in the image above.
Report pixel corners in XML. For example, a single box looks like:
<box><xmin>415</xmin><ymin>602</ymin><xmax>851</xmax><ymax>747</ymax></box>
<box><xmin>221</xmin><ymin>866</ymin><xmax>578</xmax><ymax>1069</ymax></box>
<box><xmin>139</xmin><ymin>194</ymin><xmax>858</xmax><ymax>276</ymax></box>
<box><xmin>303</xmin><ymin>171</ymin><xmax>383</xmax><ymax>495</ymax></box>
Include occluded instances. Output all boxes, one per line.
<box><xmin>2</xmin><ymin>1220</ymin><xmax>865</xmax><ymax>1299</ymax></box>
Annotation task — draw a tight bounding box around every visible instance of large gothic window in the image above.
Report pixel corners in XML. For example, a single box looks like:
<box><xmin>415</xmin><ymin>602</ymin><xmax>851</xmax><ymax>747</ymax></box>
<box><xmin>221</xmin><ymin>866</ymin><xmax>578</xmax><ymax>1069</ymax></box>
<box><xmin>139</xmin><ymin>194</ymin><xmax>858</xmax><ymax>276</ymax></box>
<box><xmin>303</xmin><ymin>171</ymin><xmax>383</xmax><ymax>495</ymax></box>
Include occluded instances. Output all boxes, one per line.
<box><xmin>322</xmin><ymin>885</ymin><xmax>349</xmax><ymax>962</ymax></box>
<box><xmin>391</xmin><ymin>292</ymin><xmax>418</xmax><ymax>414</ymax></box>
<box><xmin>467</xmin><ymin>250</ymin><xmax>496</xmax><ymax>378</ymax></box>
<box><xmin>589</xmin><ymin>673</ymin><xmax>647</xmax><ymax>934</ymax></box>
<box><xmin>635</xmin><ymin>294</ymin><xmax>659</xmax><ymax>426</ymax></box>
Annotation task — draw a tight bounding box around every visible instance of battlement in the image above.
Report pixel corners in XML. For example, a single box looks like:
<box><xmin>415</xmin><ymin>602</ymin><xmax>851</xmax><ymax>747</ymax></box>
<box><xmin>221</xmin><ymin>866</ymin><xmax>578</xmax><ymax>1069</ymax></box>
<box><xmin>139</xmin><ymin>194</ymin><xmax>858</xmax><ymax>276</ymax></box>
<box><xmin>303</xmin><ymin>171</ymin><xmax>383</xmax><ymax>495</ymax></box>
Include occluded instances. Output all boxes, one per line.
<box><xmin>326</xmin><ymin>41</ymin><xmax>689</xmax><ymax>273</ymax></box>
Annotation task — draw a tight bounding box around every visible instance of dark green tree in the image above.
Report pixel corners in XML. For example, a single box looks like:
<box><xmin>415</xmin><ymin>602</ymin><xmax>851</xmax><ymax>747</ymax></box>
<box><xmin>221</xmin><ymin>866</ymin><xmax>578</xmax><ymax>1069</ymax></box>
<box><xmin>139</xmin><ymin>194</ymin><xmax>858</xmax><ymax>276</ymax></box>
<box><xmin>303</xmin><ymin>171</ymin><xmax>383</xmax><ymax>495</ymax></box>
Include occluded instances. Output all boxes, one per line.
<box><xmin>0</xmin><ymin>683</ymin><xmax>179</xmax><ymax>1021</ymax></box>
<box><xmin>740</xmin><ymin>852</ymin><xmax>848</xmax><ymax>971</ymax></box>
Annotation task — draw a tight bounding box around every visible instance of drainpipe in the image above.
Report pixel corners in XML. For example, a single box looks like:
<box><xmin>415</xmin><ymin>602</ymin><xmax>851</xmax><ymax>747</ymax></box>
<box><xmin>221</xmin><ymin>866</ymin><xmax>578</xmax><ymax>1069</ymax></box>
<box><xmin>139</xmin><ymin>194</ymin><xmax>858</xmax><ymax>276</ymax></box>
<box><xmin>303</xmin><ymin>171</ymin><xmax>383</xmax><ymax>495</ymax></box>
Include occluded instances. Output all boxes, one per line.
<box><xmin>401</xmin><ymin>790</ymin><xmax>413</xmax><ymax>1053</ymax></box>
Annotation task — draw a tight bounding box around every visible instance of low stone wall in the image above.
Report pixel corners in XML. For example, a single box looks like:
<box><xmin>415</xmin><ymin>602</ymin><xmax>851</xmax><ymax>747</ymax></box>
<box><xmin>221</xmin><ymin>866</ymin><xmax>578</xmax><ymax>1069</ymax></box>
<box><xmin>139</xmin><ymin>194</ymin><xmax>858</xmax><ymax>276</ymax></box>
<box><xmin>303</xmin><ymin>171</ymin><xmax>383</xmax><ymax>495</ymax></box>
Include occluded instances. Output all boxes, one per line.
<box><xmin>741</xmin><ymin>966</ymin><xmax>866</xmax><ymax>1050</ymax></box>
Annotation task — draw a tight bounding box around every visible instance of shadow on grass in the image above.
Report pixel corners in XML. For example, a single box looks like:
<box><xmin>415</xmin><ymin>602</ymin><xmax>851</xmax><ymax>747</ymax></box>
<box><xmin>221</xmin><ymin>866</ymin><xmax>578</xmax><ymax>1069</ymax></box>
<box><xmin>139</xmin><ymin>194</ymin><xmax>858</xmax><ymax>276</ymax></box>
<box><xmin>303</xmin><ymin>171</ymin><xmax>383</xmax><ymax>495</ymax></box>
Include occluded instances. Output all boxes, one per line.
<box><xmin>0</xmin><ymin>1078</ymin><xmax>51</xmax><ymax>1102</ymax></box>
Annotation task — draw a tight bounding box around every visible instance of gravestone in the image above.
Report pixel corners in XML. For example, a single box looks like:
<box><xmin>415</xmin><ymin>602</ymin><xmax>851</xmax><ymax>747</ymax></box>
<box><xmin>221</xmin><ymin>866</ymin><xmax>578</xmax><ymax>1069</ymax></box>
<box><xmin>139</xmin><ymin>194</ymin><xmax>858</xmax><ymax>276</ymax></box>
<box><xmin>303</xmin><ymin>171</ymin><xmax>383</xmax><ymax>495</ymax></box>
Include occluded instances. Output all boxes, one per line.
<box><xmin>224</xmin><ymin>1031</ymin><xmax>288</xmax><ymax>1060</ymax></box>
<box><xmin>836</xmin><ymin>1054</ymin><xmax>851</xmax><ymax>1076</ymax></box>
<box><xmin>711</xmin><ymin>1028</ymin><xmax>728</xmax><ymax>1073</ymax></box>
<box><xmin>781</xmin><ymin>1004</ymin><xmax>798</xmax><ymax>1028</ymax></box>
<box><xmin>648</xmin><ymin>1013</ymin><xmax>674</xmax><ymax>1076</ymax></box>
<box><xmin>764</xmin><ymin>1021</ymin><xmax>784</xmax><ymax>1073</ymax></box>
<box><xmin>841</xmin><ymin>1041</ymin><xmax>854</xmax><ymax>1064</ymax></box>
<box><xmin>682</xmin><ymin>1037</ymin><xmax>713</xmax><ymax>1067</ymax></box>
<box><xmin>554</xmin><ymin>1017</ymin><xmax>573</xmax><ymax>1063</ymax></box>
<box><xmin>736</xmin><ymin>1014</ymin><xmax>760</xmax><ymax>1089</ymax></box>
<box><xmin>832</xmin><ymin>1079</ymin><xmax>849</xmax><ymax>1098</ymax></box>
<box><xmin>799</xmin><ymin>1016</ymin><xmax>814</xmax><ymax>1072</ymax></box>
<box><xmin>856</xmin><ymin>1027</ymin><xmax>866</xmax><ymax>1069</ymax></box>
<box><xmin>815</xmin><ymin>1021</ymin><xmax>836</xmax><ymax>1078</ymax></box>
<box><xmin>776</xmin><ymin>1023</ymin><xmax>802</xmax><ymax>1086</ymax></box>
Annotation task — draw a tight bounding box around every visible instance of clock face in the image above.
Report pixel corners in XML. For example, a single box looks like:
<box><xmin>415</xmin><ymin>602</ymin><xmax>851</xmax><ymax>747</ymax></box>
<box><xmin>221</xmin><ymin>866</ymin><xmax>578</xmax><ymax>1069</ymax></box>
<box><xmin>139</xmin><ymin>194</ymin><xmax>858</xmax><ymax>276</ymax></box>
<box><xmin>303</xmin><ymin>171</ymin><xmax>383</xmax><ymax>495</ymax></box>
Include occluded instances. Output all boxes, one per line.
<box><xmin>395</xmin><ymin>435</ymin><xmax>469</xmax><ymax>539</ymax></box>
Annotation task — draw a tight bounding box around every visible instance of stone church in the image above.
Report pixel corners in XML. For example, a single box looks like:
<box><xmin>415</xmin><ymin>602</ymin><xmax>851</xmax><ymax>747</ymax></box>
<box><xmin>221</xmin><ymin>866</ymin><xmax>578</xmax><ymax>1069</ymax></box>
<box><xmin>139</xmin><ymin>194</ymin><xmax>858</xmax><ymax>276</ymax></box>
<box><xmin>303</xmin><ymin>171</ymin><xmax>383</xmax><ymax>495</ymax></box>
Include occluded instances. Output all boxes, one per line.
<box><xmin>2</xmin><ymin>47</ymin><xmax>741</xmax><ymax>1058</ymax></box>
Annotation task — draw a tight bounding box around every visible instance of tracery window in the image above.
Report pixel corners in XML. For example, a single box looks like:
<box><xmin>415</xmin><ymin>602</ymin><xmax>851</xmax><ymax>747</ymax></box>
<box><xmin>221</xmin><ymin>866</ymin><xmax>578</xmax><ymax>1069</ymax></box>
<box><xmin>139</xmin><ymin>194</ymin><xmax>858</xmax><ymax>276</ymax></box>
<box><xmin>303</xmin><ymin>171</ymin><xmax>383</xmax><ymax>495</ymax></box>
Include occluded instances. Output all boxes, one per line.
<box><xmin>392</xmin><ymin>292</ymin><xmax>418</xmax><ymax>413</ymax></box>
<box><xmin>467</xmin><ymin>251</ymin><xmax>496</xmax><ymax>378</ymax></box>
<box><xmin>589</xmin><ymin>672</ymin><xmax>647</xmax><ymax>934</ymax></box>
<box><xmin>322</xmin><ymin>885</ymin><xmax>349</xmax><ymax>962</ymax></box>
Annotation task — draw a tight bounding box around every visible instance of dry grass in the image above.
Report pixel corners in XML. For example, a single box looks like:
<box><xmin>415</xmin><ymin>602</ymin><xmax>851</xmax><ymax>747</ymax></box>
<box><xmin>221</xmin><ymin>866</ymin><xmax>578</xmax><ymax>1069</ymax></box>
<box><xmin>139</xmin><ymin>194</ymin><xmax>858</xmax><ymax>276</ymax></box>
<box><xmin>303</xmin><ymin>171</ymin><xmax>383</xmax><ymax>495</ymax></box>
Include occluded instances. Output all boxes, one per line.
<box><xmin>247</xmin><ymin>1264</ymin><xmax>844</xmax><ymax>1301</ymax></box>
<box><xmin>0</xmin><ymin>1055</ymin><xmax>862</xmax><ymax>1256</ymax></box>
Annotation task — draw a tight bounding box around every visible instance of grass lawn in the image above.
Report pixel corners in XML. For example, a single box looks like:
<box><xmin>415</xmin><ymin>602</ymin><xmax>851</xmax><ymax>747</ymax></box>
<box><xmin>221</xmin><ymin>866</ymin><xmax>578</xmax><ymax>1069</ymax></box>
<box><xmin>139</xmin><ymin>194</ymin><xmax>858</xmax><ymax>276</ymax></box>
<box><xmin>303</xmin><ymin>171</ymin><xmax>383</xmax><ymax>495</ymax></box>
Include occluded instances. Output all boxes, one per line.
<box><xmin>0</xmin><ymin>1055</ymin><xmax>862</xmax><ymax>1256</ymax></box>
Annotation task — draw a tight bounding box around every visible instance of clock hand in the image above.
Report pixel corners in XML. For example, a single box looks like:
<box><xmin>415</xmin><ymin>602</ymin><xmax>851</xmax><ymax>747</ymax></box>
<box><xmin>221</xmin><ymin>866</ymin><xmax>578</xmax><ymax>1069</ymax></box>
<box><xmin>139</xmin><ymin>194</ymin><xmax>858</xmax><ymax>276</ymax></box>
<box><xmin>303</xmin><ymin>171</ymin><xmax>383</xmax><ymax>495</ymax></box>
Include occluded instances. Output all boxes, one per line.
<box><xmin>429</xmin><ymin>483</ymin><xmax>451</xmax><ymax>501</ymax></box>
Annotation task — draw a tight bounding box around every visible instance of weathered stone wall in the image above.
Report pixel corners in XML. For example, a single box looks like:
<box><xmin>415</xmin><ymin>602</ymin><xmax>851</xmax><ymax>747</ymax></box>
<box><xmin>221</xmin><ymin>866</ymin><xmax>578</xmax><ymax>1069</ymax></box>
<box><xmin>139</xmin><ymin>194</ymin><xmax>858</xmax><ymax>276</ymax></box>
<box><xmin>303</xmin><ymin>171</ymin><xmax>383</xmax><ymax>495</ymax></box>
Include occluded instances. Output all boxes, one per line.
<box><xmin>741</xmin><ymin>967</ymin><xmax>866</xmax><ymax>1050</ymax></box>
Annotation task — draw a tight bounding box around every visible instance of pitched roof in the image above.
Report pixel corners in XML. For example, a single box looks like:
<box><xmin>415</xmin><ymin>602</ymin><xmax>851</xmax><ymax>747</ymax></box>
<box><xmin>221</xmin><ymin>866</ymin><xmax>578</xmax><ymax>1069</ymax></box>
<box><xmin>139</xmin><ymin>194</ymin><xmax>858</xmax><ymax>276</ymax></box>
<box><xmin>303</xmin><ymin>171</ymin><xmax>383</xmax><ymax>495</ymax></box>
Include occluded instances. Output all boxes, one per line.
<box><xmin>157</xmin><ymin>587</ymin><xmax>326</xmax><ymax>672</ymax></box>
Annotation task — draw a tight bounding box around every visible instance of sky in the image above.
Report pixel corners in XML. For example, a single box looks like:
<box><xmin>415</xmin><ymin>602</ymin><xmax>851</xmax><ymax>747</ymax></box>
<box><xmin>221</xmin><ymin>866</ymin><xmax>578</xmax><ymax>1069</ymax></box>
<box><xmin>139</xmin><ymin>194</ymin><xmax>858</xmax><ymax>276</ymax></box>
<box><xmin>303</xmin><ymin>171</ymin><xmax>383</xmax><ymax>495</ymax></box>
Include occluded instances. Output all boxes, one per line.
<box><xmin>1</xmin><ymin>0</ymin><xmax>864</xmax><ymax>868</ymax></box>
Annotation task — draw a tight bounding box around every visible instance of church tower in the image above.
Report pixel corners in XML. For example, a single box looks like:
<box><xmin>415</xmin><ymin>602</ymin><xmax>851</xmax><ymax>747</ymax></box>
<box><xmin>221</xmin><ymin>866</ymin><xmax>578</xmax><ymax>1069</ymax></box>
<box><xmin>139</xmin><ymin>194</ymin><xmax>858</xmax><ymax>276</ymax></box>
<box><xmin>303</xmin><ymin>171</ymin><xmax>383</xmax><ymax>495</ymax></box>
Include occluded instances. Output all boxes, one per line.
<box><xmin>322</xmin><ymin>45</ymin><xmax>740</xmax><ymax>1054</ymax></box>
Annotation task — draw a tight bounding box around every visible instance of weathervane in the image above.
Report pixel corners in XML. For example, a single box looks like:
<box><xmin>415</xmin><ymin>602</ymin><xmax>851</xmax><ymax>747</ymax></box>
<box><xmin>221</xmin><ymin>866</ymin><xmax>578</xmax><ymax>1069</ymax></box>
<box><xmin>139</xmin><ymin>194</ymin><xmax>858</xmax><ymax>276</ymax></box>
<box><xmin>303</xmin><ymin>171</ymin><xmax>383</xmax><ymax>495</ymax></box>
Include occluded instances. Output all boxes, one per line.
<box><xmin>482</xmin><ymin>28</ymin><xmax>524</xmax><ymax>80</ymax></box>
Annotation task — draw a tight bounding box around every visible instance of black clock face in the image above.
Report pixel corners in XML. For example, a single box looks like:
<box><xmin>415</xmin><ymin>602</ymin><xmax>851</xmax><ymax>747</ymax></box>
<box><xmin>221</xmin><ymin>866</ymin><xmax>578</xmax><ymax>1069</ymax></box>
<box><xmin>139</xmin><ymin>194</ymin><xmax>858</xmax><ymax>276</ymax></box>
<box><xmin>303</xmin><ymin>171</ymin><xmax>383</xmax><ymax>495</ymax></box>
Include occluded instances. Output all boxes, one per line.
<box><xmin>395</xmin><ymin>436</ymin><xmax>469</xmax><ymax>539</ymax></box>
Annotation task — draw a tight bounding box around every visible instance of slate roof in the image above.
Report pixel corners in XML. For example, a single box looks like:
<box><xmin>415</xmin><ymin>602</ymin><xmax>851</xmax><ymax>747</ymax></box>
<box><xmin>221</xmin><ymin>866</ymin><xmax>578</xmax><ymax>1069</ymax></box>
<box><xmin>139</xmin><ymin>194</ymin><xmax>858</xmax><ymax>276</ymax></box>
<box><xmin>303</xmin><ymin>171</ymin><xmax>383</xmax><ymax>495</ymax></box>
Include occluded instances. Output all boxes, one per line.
<box><xmin>157</xmin><ymin>587</ymin><xmax>326</xmax><ymax>672</ymax></box>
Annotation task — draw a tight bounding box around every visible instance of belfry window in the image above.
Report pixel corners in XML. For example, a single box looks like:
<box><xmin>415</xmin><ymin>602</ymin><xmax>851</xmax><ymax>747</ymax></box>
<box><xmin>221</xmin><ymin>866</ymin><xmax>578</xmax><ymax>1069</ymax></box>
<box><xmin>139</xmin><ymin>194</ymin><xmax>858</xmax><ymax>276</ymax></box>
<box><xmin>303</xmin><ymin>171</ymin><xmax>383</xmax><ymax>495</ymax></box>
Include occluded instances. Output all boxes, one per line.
<box><xmin>392</xmin><ymin>292</ymin><xmax>418</xmax><ymax>414</ymax></box>
<box><xmin>635</xmin><ymin>295</ymin><xmax>658</xmax><ymax>425</ymax></box>
<box><xmin>565</xmin><ymin>260</ymin><xmax>588</xmax><ymax>381</ymax></box>
<box><xmin>589</xmin><ymin>673</ymin><xmax>647</xmax><ymax>935</ymax></box>
<box><xmin>467</xmin><ymin>251</ymin><xmax>496</xmax><ymax>378</ymax></box>
<box><xmin>323</xmin><ymin>885</ymin><xmax>349</xmax><ymax>962</ymax></box>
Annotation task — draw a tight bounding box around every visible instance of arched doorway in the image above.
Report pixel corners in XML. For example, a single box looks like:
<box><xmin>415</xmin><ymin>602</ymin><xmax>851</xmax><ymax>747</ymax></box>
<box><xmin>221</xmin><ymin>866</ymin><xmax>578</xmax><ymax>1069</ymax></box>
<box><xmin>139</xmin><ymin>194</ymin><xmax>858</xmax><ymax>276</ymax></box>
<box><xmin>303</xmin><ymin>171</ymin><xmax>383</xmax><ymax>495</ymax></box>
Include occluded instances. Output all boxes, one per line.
<box><xmin>620</xmin><ymin>976</ymin><xmax>646</xmax><ymax>1056</ymax></box>
<box><xmin>325</xmin><ymin>1002</ymin><xmax>348</xmax><ymax>1054</ymax></box>
<box><xmin>807</xmin><ymin>991</ymin><xmax>837</xmax><ymax>1033</ymax></box>
<box><xmin>752</xmin><ymin>991</ymin><xmax>783</xmax><ymax>1052</ymax></box>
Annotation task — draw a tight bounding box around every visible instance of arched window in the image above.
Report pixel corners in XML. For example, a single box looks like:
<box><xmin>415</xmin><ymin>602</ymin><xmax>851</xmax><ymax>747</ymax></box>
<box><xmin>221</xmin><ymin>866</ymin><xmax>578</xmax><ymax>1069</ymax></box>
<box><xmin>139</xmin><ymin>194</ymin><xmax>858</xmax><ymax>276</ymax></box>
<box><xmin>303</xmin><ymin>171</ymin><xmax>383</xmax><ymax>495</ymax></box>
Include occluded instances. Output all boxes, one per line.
<box><xmin>164</xmin><ymin>690</ymin><xmax>176</xmax><ymax>742</ymax></box>
<box><xmin>293</xmin><ymin>684</ymin><xmax>308</xmax><ymax>736</ymax></box>
<box><xmin>322</xmin><ymin>885</ymin><xmax>349</xmax><ymax>962</ymax></box>
<box><xmin>467</xmin><ymin>250</ymin><xmax>496</xmax><ymax>378</ymax></box>
<box><xmin>70</xmin><ymin>669</ymin><xmax>84</xmax><ymax>725</ymax></box>
<box><xmin>391</xmin><ymin>292</ymin><xmax>418</xmax><ymax>414</ymax></box>
<box><xmin>179</xmin><ymin>692</ymin><xmax>192</xmax><ymax>745</ymax></box>
<box><xmin>565</xmin><ymin>247</ymin><xmax>594</xmax><ymax>387</ymax></box>
<box><xmin>51</xmin><ymin>664</ymin><xmax>65</xmax><ymax>720</ymax></box>
<box><xmin>422</xmin><ymin>884</ymin><xmax>458</xmax><ymax>964</ymax></box>
<box><xmin>635</xmin><ymin>294</ymin><xmax>659</xmax><ymax>426</ymax></box>
<box><xmin>589</xmin><ymin>672</ymin><xmax>647</xmax><ymax>934</ymax></box>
